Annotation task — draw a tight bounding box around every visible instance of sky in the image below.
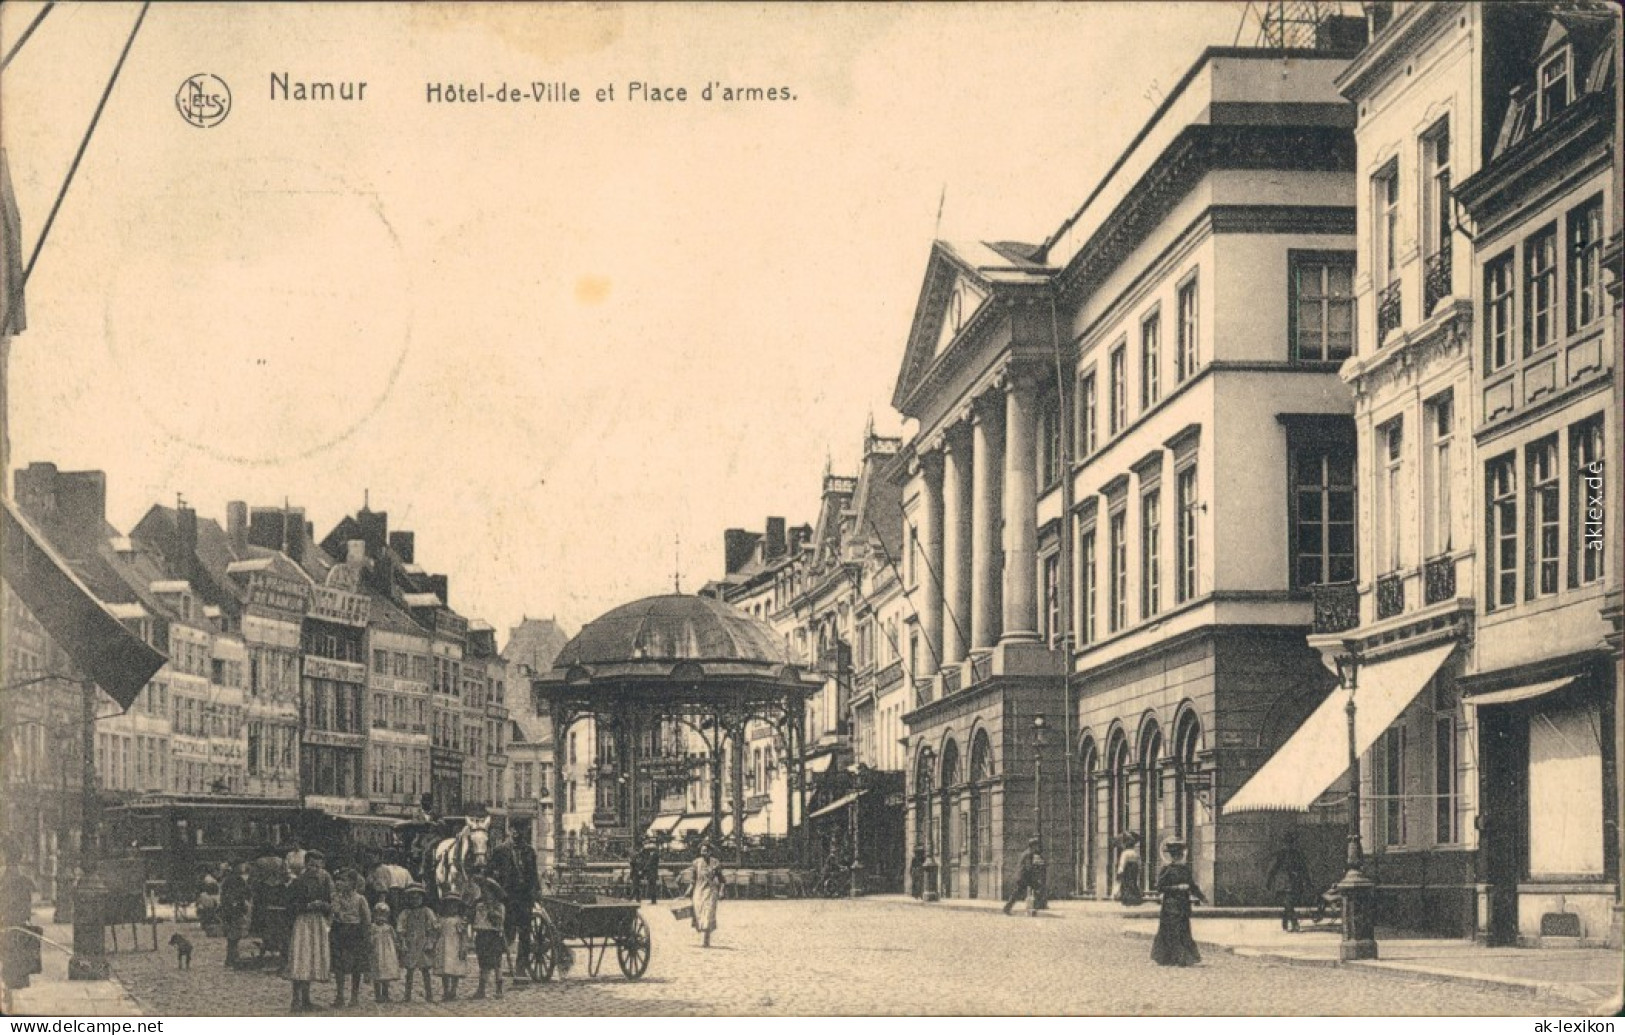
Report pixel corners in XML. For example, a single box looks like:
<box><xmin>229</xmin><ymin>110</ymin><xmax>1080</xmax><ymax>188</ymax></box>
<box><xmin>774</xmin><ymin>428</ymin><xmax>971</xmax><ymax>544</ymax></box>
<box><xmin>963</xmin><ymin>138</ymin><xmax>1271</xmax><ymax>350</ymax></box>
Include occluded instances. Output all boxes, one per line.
<box><xmin>4</xmin><ymin>2</ymin><xmax>1254</xmax><ymax>638</ymax></box>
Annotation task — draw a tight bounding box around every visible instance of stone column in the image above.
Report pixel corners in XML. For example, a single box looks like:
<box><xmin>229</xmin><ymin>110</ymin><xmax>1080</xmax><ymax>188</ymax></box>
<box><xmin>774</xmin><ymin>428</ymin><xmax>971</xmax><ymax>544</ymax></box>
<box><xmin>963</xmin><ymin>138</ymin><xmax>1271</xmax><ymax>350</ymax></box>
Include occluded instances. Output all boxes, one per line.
<box><xmin>971</xmin><ymin>395</ymin><xmax>1004</xmax><ymax>650</ymax></box>
<box><xmin>940</xmin><ymin>425</ymin><xmax>972</xmax><ymax>666</ymax></box>
<box><xmin>1002</xmin><ymin>371</ymin><xmax>1041</xmax><ymax>642</ymax></box>
<box><xmin>914</xmin><ymin>451</ymin><xmax>945</xmax><ymax>670</ymax></box>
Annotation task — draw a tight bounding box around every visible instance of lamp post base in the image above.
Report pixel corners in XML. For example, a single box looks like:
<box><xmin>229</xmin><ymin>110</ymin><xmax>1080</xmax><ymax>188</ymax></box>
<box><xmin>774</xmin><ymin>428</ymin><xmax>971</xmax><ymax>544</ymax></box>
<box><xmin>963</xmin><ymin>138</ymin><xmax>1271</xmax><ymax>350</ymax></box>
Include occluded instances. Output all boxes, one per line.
<box><xmin>1337</xmin><ymin>868</ymin><xmax>1378</xmax><ymax>961</ymax></box>
<box><xmin>68</xmin><ymin>877</ymin><xmax>110</xmax><ymax>981</ymax></box>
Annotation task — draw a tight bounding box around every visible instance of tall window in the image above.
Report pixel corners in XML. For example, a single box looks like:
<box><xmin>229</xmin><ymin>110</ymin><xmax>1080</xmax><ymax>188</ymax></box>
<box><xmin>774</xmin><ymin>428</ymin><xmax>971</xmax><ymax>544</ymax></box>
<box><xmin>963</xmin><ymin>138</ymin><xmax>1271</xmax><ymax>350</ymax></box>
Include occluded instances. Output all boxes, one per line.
<box><xmin>1140</xmin><ymin>311</ymin><xmax>1161</xmax><ymax>410</ymax></box>
<box><xmin>1434</xmin><ymin>681</ymin><xmax>1460</xmax><ymax>845</ymax></box>
<box><xmin>1524</xmin><ymin>224</ymin><xmax>1557</xmax><ymax>355</ymax></box>
<box><xmin>1424</xmin><ymin>394</ymin><xmax>1453</xmax><ymax>558</ymax></box>
<box><xmin>1485</xmin><ymin>252</ymin><xmax>1515</xmax><ymax>372</ymax></box>
<box><xmin>1079</xmin><ymin>526</ymin><xmax>1097</xmax><ymax>646</ymax></box>
<box><xmin>1527</xmin><ymin>437</ymin><xmax>1560</xmax><ymax>599</ymax></box>
<box><xmin>1571</xmin><ymin>417</ymin><xmax>1605</xmax><ymax>586</ymax></box>
<box><xmin>1043</xmin><ymin>554</ymin><xmax>1061</xmax><ymax>647</ymax></box>
<box><xmin>1176</xmin><ymin>276</ymin><xmax>1198</xmax><ymax>381</ymax></box>
<box><xmin>1374</xmin><ymin>165</ymin><xmax>1399</xmax><ymax>287</ymax></box>
<box><xmin>1039</xmin><ymin>388</ymin><xmax>1063</xmax><ymax>486</ymax></box>
<box><xmin>1078</xmin><ymin>370</ymin><xmax>1098</xmax><ymax>457</ymax></box>
<box><xmin>1140</xmin><ymin>489</ymin><xmax>1161</xmax><ymax>618</ymax></box>
<box><xmin>1375</xmin><ymin>419</ymin><xmax>1404</xmax><ymax>574</ymax></box>
<box><xmin>1486</xmin><ymin>454</ymin><xmax>1518</xmax><ymax>610</ymax></box>
<box><xmin>1569</xmin><ymin>196</ymin><xmax>1603</xmax><ymax>332</ymax></box>
<box><xmin>1423</xmin><ymin>119</ymin><xmax>1452</xmax><ymax>262</ymax></box>
<box><xmin>1381</xmin><ymin>724</ymin><xmax>1407</xmax><ymax>847</ymax></box>
<box><xmin>1292</xmin><ymin>444</ymin><xmax>1357</xmax><ymax>588</ymax></box>
<box><xmin>1537</xmin><ymin>47</ymin><xmax>1571</xmax><ymax>125</ymax></box>
<box><xmin>1291</xmin><ymin>253</ymin><xmax>1356</xmax><ymax>361</ymax></box>
<box><xmin>1108</xmin><ymin>510</ymin><xmax>1128</xmax><ymax>633</ymax></box>
<box><xmin>1176</xmin><ymin>466</ymin><xmax>1198</xmax><ymax>603</ymax></box>
<box><xmin>1109</xmin><ymin>343</ymin><xmax>1127</xmax><ymax>434</ymax></box>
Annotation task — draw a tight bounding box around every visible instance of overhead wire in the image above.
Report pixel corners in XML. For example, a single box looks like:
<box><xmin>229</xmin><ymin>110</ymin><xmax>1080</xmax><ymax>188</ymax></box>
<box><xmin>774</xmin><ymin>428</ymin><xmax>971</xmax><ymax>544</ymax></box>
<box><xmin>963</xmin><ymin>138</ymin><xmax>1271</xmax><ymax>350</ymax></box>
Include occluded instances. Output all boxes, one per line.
<box><xmin>0</xmin><ymin>1</ymin><xmax>55</xmax><ymax>72</ymax></box>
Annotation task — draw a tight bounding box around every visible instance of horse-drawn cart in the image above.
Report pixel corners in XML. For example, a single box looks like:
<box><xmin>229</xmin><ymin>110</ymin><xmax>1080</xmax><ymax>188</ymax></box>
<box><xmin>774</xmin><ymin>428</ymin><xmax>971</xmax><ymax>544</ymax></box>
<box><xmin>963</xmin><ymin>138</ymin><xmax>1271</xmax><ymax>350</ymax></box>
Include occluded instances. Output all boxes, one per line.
<box><xmin>527</xmin><ymin>895</ymin><xmax>650</xmax><ymax>980</ymax></box>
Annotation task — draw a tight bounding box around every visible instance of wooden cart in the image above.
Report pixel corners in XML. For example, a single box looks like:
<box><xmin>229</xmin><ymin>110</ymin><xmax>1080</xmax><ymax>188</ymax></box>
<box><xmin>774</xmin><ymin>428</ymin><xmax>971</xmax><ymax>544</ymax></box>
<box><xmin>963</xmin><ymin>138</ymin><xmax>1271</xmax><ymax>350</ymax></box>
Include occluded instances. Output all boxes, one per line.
<box><xmin>528</xmin><ymin>895</ymin><xmax>651</xmax><ymax>980</ymax></box>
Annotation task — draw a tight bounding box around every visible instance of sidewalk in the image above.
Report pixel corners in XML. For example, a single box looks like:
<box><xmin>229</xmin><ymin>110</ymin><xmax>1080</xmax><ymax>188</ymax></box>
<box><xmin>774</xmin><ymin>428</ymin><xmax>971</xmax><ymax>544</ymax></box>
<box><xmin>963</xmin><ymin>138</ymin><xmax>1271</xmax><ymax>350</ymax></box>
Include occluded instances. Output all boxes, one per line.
<box><xmin>1120</xmin><ymin>916</ymin><xmax>1624</xmax><ymax>1014</ymax></box>
<box><xmin>874</xmin><ymin>894</ymin><xmax>1622</xmax><ymax>1013</ymax></box>
<box><xmin>3</xmin><ymin>907</ymin><xmax>146</xmax><ymax>1017</ymax></box>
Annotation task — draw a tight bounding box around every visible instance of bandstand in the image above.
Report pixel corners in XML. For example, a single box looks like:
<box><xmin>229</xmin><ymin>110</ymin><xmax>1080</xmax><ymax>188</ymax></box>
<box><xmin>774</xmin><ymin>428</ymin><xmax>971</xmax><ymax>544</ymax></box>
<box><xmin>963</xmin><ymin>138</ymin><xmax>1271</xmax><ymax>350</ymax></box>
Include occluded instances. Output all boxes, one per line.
<box><xmin>532</xmin><ymin>594</ymin><xmax>821</xmax><ymax>872</ymax></box>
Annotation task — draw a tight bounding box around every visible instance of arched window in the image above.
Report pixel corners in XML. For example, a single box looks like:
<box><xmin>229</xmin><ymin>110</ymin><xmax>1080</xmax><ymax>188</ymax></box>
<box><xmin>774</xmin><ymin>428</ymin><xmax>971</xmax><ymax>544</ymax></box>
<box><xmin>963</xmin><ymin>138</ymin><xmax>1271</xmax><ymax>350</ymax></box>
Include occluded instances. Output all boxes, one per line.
<box><xmin>939</xmin><ymin>739</ymin><xmax>961</xmax><ymax>897</ymax></box>
<box><xmin>969</xmin><ymin>731</ymin><xmax>994</xmax><ymax>899</ymax></box>
<box><xmin>1107</xmin><ymin>731</ymin><xmax>1133</xmax><ymax>844</ymax></box>
<box><xmin>1139</xmin><ymin>719</ymin><xmax>1164</xmax><ymax>872</ymax></box>
<box><xmin>1077</xmin><ymin>736</ymin><xmax>1098</xmax><ymax>893</ymax></box>
<box><xmin>1173</xmin><ymin>710</ymin><xmax>1203</xmax><ymax>842</ymax></box>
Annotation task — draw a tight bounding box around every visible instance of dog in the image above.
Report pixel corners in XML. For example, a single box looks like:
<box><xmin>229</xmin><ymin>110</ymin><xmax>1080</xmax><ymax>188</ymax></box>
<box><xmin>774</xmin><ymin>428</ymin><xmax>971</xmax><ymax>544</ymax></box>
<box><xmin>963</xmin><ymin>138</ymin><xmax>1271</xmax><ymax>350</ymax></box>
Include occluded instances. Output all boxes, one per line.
<box><xmin>168</xmin><ymin>932</ymin><xmax>193</xmax><ymax>969</ymax></box>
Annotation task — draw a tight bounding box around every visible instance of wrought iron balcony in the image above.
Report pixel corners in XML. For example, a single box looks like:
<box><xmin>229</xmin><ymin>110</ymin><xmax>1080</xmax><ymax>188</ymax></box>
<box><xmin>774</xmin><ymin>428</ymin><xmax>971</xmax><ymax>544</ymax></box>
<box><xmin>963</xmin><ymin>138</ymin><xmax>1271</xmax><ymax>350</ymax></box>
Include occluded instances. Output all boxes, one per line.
<box><xmin>1424</xmin><ymin>554</ymin><xmax>1456</xmax><ymax>605</ymax></box>
<box><xmin>876</xmin><ymin>659</ymin><xmax>905</xmax><ymax>691</ymax></box>
<box><xmin>1376</xmin><ymin>572</ymin><xmax>1406</xmax><ymax>620</ymax></box>
<box><xmin>940</xmin><ymin>665</ymin><xmax>962</xmax><ymax>698</ymax></box>
<box><xmin>1423</xmin><ymin>242</ymin><xmax>1452</xmax><ymax>318</ymax></box>
<box><xmin>1376</xmin><ymin>280</ymin><xmax>1402</xmax><ymax>347</ymax></box>
<box><xmin>1311</xmin><ymin>581</ymin><xmax>1359</xmax><ymax>634</ymax></box>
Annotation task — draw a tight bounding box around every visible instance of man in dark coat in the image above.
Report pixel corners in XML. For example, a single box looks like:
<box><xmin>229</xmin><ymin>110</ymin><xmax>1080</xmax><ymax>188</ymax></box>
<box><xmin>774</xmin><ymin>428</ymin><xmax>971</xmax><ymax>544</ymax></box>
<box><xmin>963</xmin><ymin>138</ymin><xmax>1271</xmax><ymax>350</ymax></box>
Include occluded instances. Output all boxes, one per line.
<box><xmin>489</xmin><ymin>828</ymin><xmax>537</xmax><ymax>975</ymax></box>
<box><xmin>1265</xmin><ymin>829</ymin><xmax>1312</xmax><ymax>932</ymax></box>
<box><xmin>1</xmin><ymin>851</ymin><xmax>38</xmax><ymax>992</ymax></box>
<box><xmin>1002</xmin><ymin>838</ymin><xmax>1047</xmax><ymax>914</ymax></box>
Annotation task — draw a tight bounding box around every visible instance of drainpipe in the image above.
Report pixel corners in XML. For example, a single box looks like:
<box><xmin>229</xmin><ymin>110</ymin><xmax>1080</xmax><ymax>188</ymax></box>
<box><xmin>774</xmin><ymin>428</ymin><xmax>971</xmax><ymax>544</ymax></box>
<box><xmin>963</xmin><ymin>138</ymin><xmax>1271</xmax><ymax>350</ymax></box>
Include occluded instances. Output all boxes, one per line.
<box><xmin>1047</xmin><ymin>284</ymin><xmax>1079</xmax><ymax>896</ymax></box>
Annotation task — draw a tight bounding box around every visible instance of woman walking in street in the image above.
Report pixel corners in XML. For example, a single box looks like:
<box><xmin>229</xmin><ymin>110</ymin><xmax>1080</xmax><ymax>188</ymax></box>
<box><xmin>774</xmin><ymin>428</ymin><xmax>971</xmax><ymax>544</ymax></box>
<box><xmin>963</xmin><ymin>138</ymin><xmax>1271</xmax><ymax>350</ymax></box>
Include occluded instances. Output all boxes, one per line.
<box><xmin>328</xmin><ymin>869</ymin><xmax>371</xmax><ymax>1007</ymax></box>
<box><xmin>1115</xmin><ymin>832</ymin><xmax>1144</xmax><ymax>907</ymax></box>
<box><xmin>286</xmin><ymin>850</ymin><xmax>334</xmax><ymax>1012</ymax></box>
<box><xmin>684</xmin><ymin>841</ymin><xmax>725</xmax><ymax>948</ymax></box>
<box><xmin>1150</xmin><ymin>839</ymin><xmax>1205</xmax><ymax>967</ymax></box>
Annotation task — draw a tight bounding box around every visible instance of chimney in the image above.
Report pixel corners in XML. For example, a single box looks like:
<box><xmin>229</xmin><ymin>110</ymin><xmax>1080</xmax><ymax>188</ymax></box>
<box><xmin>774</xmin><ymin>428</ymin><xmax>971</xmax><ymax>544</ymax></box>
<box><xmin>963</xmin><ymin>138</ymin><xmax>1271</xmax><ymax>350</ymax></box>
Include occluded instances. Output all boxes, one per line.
<box><xmin>765</xmin><ymin>517</ymin><xmax>787</xmax><ymax>561</ymax></box>
<box><xmin>13</xmin><ymin>462</ymin><xmax>60</xmax><ymax>526</ymax></box>
<box><xmin>789</xmin><ymin>524</ymin><xmax>812</xmax><ymax>554</ymax></box>
<box><xmin>248</xmin><ymin>507</ymin><xmax>282</xmax><ymax>550</ymax></box>
<box><xmin>284</xmin><ymin>508</ymin><xmax>306</xmax><ymax>563</ymax></box>
<box><xmin>177</xmin><ymin>504</ymin><xmax>199</xmax><ymax>582</ymax></box>
<box><xmin>388</xmin><ymin>530</ymin><xmax>415</xmax><ymax>563</ymax></box>
<box><xmin>723</xmin><ymin>529</ymin><xmax>758</xmax><ymax>576</ymax></box>
<box><xmin>428</xmin><ymin>574</ymin><xmax>448</xmax><ymax>606</ymax></box>
<box><xmin>226</xmin><ymin>501</ymin><xmax>248</xmax><ymax>556</ymax></box>
<box><xmin>346</xmin><ymin>539</ymin><xmax>367</xmax><ymax>565</ymax></box>
<box><xmin>358</xmin><ymin>508</ymin><xmax>388</xmax><ymax>559</ymax></box>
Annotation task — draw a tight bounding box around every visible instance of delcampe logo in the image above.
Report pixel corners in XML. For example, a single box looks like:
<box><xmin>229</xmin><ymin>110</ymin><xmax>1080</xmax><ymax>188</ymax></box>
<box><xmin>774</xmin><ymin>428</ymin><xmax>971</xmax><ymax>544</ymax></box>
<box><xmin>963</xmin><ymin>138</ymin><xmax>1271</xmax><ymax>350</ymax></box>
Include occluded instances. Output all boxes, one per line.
<box><xmin>176</xmin><ymin>73</ymin><xmax>231</xmax><ymax>128</ymax></box>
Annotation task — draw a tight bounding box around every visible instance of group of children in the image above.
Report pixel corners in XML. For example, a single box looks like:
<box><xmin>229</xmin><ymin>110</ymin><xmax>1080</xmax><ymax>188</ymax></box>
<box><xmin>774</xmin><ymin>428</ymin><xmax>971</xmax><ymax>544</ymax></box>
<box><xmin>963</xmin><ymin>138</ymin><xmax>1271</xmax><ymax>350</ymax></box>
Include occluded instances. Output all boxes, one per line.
<box><xmin>328</xmin><ymin>868</ymin><xmax>510</xmax><ymax>1007</ymax></box>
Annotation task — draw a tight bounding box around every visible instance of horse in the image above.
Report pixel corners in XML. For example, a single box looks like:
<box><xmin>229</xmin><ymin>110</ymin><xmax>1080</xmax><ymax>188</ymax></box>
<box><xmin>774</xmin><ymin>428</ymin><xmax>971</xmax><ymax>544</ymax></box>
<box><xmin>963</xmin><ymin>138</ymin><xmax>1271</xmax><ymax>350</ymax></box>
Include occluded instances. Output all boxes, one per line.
<box><xmin>424</xmin><ymin>815</ymin><xmax>492</xmax><ymax>905</ymax></box>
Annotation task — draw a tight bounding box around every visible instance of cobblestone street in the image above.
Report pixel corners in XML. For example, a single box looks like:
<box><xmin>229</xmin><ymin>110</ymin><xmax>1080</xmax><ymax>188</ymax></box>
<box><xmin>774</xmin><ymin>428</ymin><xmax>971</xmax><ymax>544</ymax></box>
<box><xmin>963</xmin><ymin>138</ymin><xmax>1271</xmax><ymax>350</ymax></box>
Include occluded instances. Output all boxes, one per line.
<box><xmin>108</xmin><ymin>900</ymin><xmax>1556</xmax><ymax>1016</ymax></box>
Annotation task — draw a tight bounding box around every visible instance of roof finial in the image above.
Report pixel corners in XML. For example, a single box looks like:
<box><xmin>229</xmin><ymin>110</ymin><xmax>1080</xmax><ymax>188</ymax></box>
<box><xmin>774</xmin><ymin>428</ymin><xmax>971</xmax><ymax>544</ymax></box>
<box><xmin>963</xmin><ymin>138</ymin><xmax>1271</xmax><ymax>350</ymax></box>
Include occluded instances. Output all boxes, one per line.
<box><xmin>673</xmin><ymin>532</ymin><xmax>683</xmax><ymax>594</ymax></box>
<box><xmin>364</xmin><ymin>488</ymin><xmax>369</xmax><ymax>510</ymax></box>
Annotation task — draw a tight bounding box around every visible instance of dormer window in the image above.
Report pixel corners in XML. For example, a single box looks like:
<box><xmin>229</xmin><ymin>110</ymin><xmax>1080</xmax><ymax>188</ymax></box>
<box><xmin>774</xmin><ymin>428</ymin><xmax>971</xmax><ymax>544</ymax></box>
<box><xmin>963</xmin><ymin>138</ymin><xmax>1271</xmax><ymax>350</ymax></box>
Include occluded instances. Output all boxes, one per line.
<box><xmin>1537</xmin><ymin>47</ymin><xmax>1571</xmax><ymax>125</ymax></box>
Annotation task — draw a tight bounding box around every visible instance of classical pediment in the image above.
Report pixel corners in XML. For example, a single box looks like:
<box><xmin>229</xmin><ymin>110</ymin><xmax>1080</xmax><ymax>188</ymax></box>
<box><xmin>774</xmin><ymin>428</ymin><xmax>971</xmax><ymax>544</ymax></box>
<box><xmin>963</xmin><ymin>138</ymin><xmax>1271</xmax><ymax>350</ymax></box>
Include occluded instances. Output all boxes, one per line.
<box><xmin>891</xmin><ymin>240</ymin><xmax>1051</xmax><ymax>417</ymax></box>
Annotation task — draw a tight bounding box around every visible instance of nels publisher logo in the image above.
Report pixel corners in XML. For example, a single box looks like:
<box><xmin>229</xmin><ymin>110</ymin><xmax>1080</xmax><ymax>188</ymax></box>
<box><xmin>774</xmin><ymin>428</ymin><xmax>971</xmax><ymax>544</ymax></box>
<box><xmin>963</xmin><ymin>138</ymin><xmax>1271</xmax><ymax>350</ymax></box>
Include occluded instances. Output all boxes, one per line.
<box><xmin>176</xmin><ymin>73</ymin><xmax>231</xmax><ymax>128</ymax></box>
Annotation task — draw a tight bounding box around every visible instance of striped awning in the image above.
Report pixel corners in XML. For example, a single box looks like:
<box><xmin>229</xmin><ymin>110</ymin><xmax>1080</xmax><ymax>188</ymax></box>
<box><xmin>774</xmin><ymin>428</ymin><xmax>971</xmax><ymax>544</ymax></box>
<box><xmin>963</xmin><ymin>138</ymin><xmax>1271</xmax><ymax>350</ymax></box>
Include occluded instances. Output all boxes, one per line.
<box><xmin>1222</xmin><ymin>642</ymin><xmax>1457</xmax><ymax>814</ymax></box>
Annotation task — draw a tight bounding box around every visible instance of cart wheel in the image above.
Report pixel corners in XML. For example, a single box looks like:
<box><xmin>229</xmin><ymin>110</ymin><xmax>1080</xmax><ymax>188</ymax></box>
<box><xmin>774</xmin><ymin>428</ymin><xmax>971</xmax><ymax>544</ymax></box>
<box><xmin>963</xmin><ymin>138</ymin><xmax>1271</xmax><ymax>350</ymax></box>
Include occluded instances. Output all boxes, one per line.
<box><xmin>616</xmin><ymin>915</ymin><xmax>651</xmax><ymax>979</ymax></box>
<box><xmin>529</xmin><ymin>915</ymin><xmax>559</xmax><ymax>981</ymax></box>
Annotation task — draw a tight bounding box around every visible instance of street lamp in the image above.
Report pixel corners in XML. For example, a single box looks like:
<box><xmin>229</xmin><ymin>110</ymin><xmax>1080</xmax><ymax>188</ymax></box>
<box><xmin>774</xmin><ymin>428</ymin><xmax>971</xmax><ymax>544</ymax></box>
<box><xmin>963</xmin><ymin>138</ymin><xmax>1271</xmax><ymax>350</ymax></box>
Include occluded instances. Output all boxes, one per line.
<box><xmin>848</xmin><ymin>763</ymin><xmax>870</xmax><ymax>897</ymax></box>
<box><xmin>1031</xmin><ymin>715</ymin><xmax>1050</xmax><ymax>909</ymax></box>
<box><xmin>1334</xmin><ymin>641</ymin><xmax>1377</xmax><ymax>961</ymax></box>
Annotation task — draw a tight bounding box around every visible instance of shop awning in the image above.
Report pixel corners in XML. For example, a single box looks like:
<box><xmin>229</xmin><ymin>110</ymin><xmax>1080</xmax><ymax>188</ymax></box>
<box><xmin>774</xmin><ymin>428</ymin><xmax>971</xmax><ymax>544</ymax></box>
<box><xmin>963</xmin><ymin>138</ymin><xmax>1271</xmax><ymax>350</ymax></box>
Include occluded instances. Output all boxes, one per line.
<box><xmin>644</xmin><ymin>813</ymin><xmax>682</xmax><ymax>835</ymax></box>
<box><xmin>808</xmin><ymin>789</ymin><xmax>866</xmax><ymax>821</ymax></box>
<box><xmin>1222</xmin><ymin>641</ymin><xmax>1457</xmax><ymax>814</ymax></box>
<box><xmin>803</xmin><ymin>754</ymin><xmax>835</xmax><ymax>775</ymax></box>
<box><xmin>670</xmin><ymin>814</ymin><xmax>715</xmax><ymax>837</ymax></box>
<box><xmin>1464</xmin><ymin>676</ymin><xmax>1577</xmax><ymax>708</ymax></box>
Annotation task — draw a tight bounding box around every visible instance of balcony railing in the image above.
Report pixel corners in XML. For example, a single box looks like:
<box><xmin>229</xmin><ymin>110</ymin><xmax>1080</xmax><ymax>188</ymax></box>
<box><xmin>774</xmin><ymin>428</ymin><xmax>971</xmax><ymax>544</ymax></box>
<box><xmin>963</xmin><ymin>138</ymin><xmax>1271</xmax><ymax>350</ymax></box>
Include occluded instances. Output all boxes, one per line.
<box><xmin>1311</xmin><ymin>582</ymin><xmax>1359</xmax><ymax>635</ymax></box>
<box><xmin>1376</xmin><ymin>573</ymin><xmax>1406</xmax><ymax>620</ymax></box>
<box><xmin>1423</xmin><ymin>242</ymin><xmax>1452</xmax><ymax>318</ymax></box>
<box><xmin>1376</xmin><ymin>280</ymin><xmax>1402</xmax><ymax>347</ymax></box>
<box><xmin>1424</xmin><ymin>554</ymin><xmax>1456</xmax><ymax>605</ymax></box>
<box><xmin>940</xmin><ymin>666</ymin><xmax>961</xmax><ymax>698</ymax></box>
<box><xmin>969</xmin><ymin>652</ymin><xmax>992</xmax><ymax>687</ymax></box>
<box><xmin>914</xmin><ymin>678</ymin><xmax>934</xmax><ymax>710</ymax></box>
<box><xmin>876</xmin><ymin>659</ymin><xmax>905</xmax><ymax>692</ymax></box>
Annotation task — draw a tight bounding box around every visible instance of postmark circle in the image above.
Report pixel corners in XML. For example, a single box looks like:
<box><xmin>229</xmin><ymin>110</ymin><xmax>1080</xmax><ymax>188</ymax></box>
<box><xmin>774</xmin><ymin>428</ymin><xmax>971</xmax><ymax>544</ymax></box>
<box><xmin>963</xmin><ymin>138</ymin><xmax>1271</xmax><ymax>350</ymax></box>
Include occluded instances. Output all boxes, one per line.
<box><xmin>177</xmin><ymin>74</ymin><xmax>231</xmax><ymax>128</ymax></box>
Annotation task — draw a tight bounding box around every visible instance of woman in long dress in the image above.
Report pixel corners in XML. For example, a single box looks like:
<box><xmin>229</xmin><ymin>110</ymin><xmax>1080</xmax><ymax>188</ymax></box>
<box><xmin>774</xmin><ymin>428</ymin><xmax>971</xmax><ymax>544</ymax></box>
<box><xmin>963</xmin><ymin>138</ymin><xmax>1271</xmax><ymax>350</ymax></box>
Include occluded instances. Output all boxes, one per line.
<box><xmin>1150</xmin><ymin>839</ymin><xmax>1205</xmax><ymax>967</ymax></box>
<box><xmin>1115</xmin><ymin>832</ymin><xmax>1144</xmax><ymax>907</ymax></box>
<box><xmin>286</xmin><ymin>850</ymin><xmax>334</xmax><ymax>1012</ymax></box>
<box><xmin>685</xmin><ymin>842</ymin><xmax>725</xmax><ymax>948</ymax></box>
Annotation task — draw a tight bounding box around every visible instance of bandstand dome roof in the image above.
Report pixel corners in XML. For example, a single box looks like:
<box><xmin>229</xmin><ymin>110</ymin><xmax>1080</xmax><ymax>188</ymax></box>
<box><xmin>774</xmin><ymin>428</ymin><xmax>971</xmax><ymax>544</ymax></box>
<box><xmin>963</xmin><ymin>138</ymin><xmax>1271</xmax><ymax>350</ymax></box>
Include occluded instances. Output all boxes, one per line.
<box><xmin>553</xmin><ymin>593</ymin><xmax>791</xmax><ymax>669</ymax></box>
